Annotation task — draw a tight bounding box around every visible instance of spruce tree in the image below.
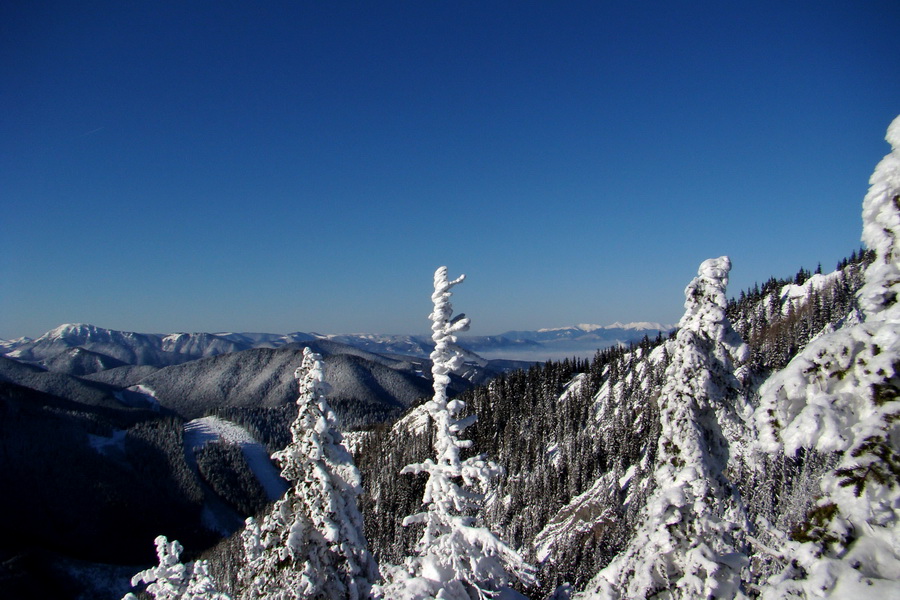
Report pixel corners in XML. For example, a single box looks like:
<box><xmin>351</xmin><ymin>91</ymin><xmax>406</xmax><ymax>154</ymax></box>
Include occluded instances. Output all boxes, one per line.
<box><xmin>375</xmin><ymin>267</ymin><xmax>534</xmax><ymax>600</ymax></box>
<box><xmin>238</xmin><ymin>347</ymin><xmax>377</xmax><ymax>600</ymax></box>
<box><xmin>578</xmin><ymin>257</ymin><xmax>752</xmax><ymax>600</ymax></box>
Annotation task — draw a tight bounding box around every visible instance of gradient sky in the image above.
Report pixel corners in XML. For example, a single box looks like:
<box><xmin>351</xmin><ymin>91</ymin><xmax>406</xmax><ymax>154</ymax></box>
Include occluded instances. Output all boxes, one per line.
<box><xmin>2</xmin><ymin>1</ymin><xmax>899</xmax><ymax>340</ymax></box>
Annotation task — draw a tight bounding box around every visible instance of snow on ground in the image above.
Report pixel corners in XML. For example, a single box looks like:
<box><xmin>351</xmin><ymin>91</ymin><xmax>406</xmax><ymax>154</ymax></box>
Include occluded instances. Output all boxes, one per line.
<box><xmin>558</xmin><ymin>373</ymin><xmax>586</xmax><ymax>403</ymax></box>
<box><xmin>120</xmin><ymin>384</ymin><xmax>160</xmax><ymax>409</ymax></box>
<box><xmin>779</xmin><ymin>271</ymin><xmax>841</xmax><ymax>314</ymax></box>
<box><xmin>532</xmin><ymin>473</ymin><xmax>617</xmax><ymax>563</ymax></box>
<box><xmin>393</xmin><ymin>404</ymin><xmax>431</xmax><ymax>436</ymax></box>
<box><xmin>183</xmin><ymin>415</ymin><xmax>288</xmax><ymax>501</ymax></box>
<box><xmin>546</xmin><ymin>443</ymin><xmax>561</xmax><ymax>468</ymax></box>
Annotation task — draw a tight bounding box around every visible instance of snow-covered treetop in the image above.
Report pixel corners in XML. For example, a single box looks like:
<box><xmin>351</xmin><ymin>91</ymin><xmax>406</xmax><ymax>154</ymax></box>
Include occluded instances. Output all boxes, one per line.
<box><xmin>124</xmin><ymin>535</ymin><xmax>229</xmax><ymax>600</ymax></box>
<box><xmin>274</xmin><ymin>346</ymin><xmax>348</xmax><ymax>484</ymax></box>
<box><xmin>578</xmin><ymin>256</ymin><xmax>751</xmax><ymax>600</ymax></box>
<box><xmin>678</xmin><ymin>256</ymin><xmax>749</xmax><ymax>364</ymax></box>
<box><xmin>294</xmin><ymin>346</ymin><xmax>330</xmax><ymax>405</ymax></box>
<box><xmin>380</xmin><ymin>267</ymin><xmax>534</xmax><ymax>599</ymax></box>
<box><xmin>680</xmin><ymin>256</ymin><xmax>730</xmax><ymax>331</ymax></box>
<box><xmin>859</xmin><ymin>114</ymin><xmax>900</xmax><ymax>321</ymax></box>
<box><xmin>429</xmin><ymin>266</ymin><xmax>472</xmax><ymax>406</ymax></box>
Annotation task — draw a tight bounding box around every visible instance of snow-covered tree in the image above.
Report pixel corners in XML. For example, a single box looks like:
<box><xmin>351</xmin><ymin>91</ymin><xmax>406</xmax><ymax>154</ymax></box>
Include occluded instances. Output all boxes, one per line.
<box><xmin>238</xmin><ymin>347</ymin><xmax>377</xmax><ymax>600</ymax></box>
<box><xmin>754</xmin><ymin>115</ymin><xmax>900</xmax><ymax>598</ymax></box>
<box><xmin>578</xmin><ymin>256</ymin><xmax>752</xmax><ymax>600</ymax></box>
<box><xmin>376</xmin><ymin>266</ymin><xmax>534</xmax><ymax>600</ymax></box>
<box><xmin>123</xmin><ymin>535</ymin><xmax>230</xmax><ymax>600</ymax></box>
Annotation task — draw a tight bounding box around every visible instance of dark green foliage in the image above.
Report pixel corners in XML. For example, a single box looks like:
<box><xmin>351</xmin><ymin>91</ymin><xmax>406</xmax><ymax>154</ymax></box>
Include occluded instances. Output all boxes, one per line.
<box><xmin>196</xmin><ymin>441</ymin><xmax>268</xmax><ymax>517</ymax></box>
<box><xmin>329</xmin><ymin>395</ymin><xmax>406</xmax><ymax>430</ymax></box>
<box><xmin>790</xmin><ymin>503</ymin><xmax>843</xmax><ymax>547</ymax></box>
<box><xmin>835</xmin><ymin>435</ymin><xmax>900</xmax><ymax>497</ymax></box>
<box><xmin>198</xmin><ymin>528</ymin><xmax>246</xmax><ymax>597</ymax></box>
<box><xmin>125</xmin><ymin>417</ymin><xmax>205</xmax><ymax>507</ymax></box>
<box><xmin>211</xmin><ymin>405</ymin><xmax>295</xmax><ymax>454</ymax></box>
<box><xmin>872</xmin><ymin>372</ymin><xmax>900</xmax><ymax>406</ymax></box>
<box><xmin>356</xmin><ymin>420</ymin><xmax>433</xmax><ymax>564</ymax></box>
<box><xmin>356</xmin><ymin>346</ymin><xmax>666</xmax><ymax>597</ymax></box>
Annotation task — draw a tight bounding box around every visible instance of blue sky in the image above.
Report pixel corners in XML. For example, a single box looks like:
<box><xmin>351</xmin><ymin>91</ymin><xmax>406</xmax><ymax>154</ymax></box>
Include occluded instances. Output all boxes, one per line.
<box><xmin>2</xmin><ymin>1</ymin><xmax>899</xmax><ymax>340</ymax></box>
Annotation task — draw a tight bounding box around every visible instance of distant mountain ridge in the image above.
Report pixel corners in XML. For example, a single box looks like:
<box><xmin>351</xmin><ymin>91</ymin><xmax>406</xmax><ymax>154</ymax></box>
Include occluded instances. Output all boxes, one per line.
<box><xmin>2</xmin><ymin>321</ymin><xmax>674</xmax><ymax>366</ymax></box>
<box><xmin>6</xmin><ymin>323</ymin><xmax>248</xmax><ymax>369</ymax></box>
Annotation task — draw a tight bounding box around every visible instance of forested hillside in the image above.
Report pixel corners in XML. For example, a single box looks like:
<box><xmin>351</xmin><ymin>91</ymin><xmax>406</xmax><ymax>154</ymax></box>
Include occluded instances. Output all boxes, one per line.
<box><xmin>353</xmin><ymin>250</ymin><xmax>874</xmax><ymax>597</ymax></box>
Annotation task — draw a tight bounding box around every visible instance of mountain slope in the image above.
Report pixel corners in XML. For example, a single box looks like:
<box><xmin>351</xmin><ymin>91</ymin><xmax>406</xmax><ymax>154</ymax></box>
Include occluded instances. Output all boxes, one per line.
<box><xmin>40</xmin><ymin>346</ymin><xmax>128</xmax><ymax>376</ymax></box>
<box><xmin>129</xmin><ymin>343</ymin><xmax>435</xmax><ymax>422</ymax></box>
<box><xmin>0</xmin><ymin>380</ymin><xmax>213</xmax><ymax>599</ymax></box>
<box><xmin>0</xmin><ymin>355</ymin><xmax>144</xmax><ymax>411</ymax></box>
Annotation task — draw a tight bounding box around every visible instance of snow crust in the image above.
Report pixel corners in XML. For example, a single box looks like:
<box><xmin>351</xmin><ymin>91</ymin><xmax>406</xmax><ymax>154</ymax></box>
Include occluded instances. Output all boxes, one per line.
<box><xmin>121</xmin><ymin>384</ymin><xmax>160</xmax><ymax>409</ymax></box>
<box><xmin>532</xmin><ymin>473</ymin><xmax>617</xmax><ymax>564</ymax></box>
<box><xmin>557</xmin><ymin>373</ymin><xmax>587</xmax><ymax>404</ymax></box>
<box><xmin>778</xmin><ymin>272</ymin><xmax>842</xmax><ymax>315</ymax></box>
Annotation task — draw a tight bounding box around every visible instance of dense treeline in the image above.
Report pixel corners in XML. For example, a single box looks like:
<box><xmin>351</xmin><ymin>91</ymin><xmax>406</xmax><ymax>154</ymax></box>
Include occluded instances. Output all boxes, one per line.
<box><xmin>0</xmin><ymin>384</ymin><xmax>212</xmax><ymax>572</ymax></box>
<box><xmin>196</xmin><ymin>441</ymin><xmax>269</xmax><ymax>517</ymax></box>
<box><xmin>210</xmin><ymin>405</ymin><xmax>296</xmax><ymax>454</ymax></box>
<box><xmin>357</xmin><ymin>343</ymin><xmax>670</xmax><ymax>595</ymax></box>
<box><xmin>727</xmin><ymin>249</ymin><xmax>873</xmax><ymax>372</ymax></box>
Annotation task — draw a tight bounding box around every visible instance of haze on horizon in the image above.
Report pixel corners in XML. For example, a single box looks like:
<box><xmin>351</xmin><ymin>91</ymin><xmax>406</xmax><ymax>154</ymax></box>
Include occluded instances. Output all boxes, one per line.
<box><xmin>2</xmin><ymin>1</ymin><xmax>899</xmax><ymax>340</ymax></box>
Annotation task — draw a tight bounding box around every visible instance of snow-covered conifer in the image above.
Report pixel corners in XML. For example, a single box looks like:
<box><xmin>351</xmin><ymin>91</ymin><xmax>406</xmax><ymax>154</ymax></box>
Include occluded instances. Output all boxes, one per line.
<box><xmin>376</xmin><ymin>267</ymin><xmax>534</xmax><ymax>600</ymax></box>
<box><xmin>238</xmin><ymin>347</ymin><xmax>377</xmax><ymax>600</ymax></box>
<box><xmin>858</xmin><ymin>115</ymin><xmax>900</xmax><ymax>321</ymax></box>
<box><xmin>123</xmin><ymin>535</ymin><xmax>230</xmax><ymax>600</ymax></box>
<box><xmin>578</xmin><ymin>257</ymin><xmax>752</xmax><ymax>600</ymax></box>
<box><xmin>754</xmin><ymin>115</ymin><xmax>900</xmax><ymax>598</ymax></box>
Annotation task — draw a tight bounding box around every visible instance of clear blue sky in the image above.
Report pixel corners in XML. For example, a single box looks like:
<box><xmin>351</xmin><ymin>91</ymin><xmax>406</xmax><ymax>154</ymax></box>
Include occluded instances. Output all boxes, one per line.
<box><xmin>2</xmin><ymin>1</ymin><xmax>899</xmax><ymax>340</ymax></box>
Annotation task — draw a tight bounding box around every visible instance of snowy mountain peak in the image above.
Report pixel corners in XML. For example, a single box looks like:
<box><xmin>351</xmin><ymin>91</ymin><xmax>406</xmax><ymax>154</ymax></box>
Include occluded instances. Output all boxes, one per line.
<box><xmin>602</xmin><ymin>321</ymin><xmax>672</xmax><ymax>331</ymax></box>
<box><xmin>537</xmin><ymin>322</ymin><xmax>673</xmax><ymax>334</ymax></box>
<box><xmin>42</xmin><ymin>322</ymin><xmax>107</xmax><ymax>341</ymax></box>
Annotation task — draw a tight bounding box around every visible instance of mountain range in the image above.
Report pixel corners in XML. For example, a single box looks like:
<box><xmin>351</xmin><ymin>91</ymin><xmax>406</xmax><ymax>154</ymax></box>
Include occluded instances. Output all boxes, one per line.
<box><xmin>2</xmin><ymin>320</ymin><xmax>673</xmax><ymax>368</ymax></box>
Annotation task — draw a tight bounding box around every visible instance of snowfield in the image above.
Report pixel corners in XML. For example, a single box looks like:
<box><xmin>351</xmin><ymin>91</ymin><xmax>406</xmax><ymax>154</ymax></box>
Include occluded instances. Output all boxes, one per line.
<box><xmin>184</xmin><ymin>416</ymin><xmax>287</xmax><ymax>501</ymax></box>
